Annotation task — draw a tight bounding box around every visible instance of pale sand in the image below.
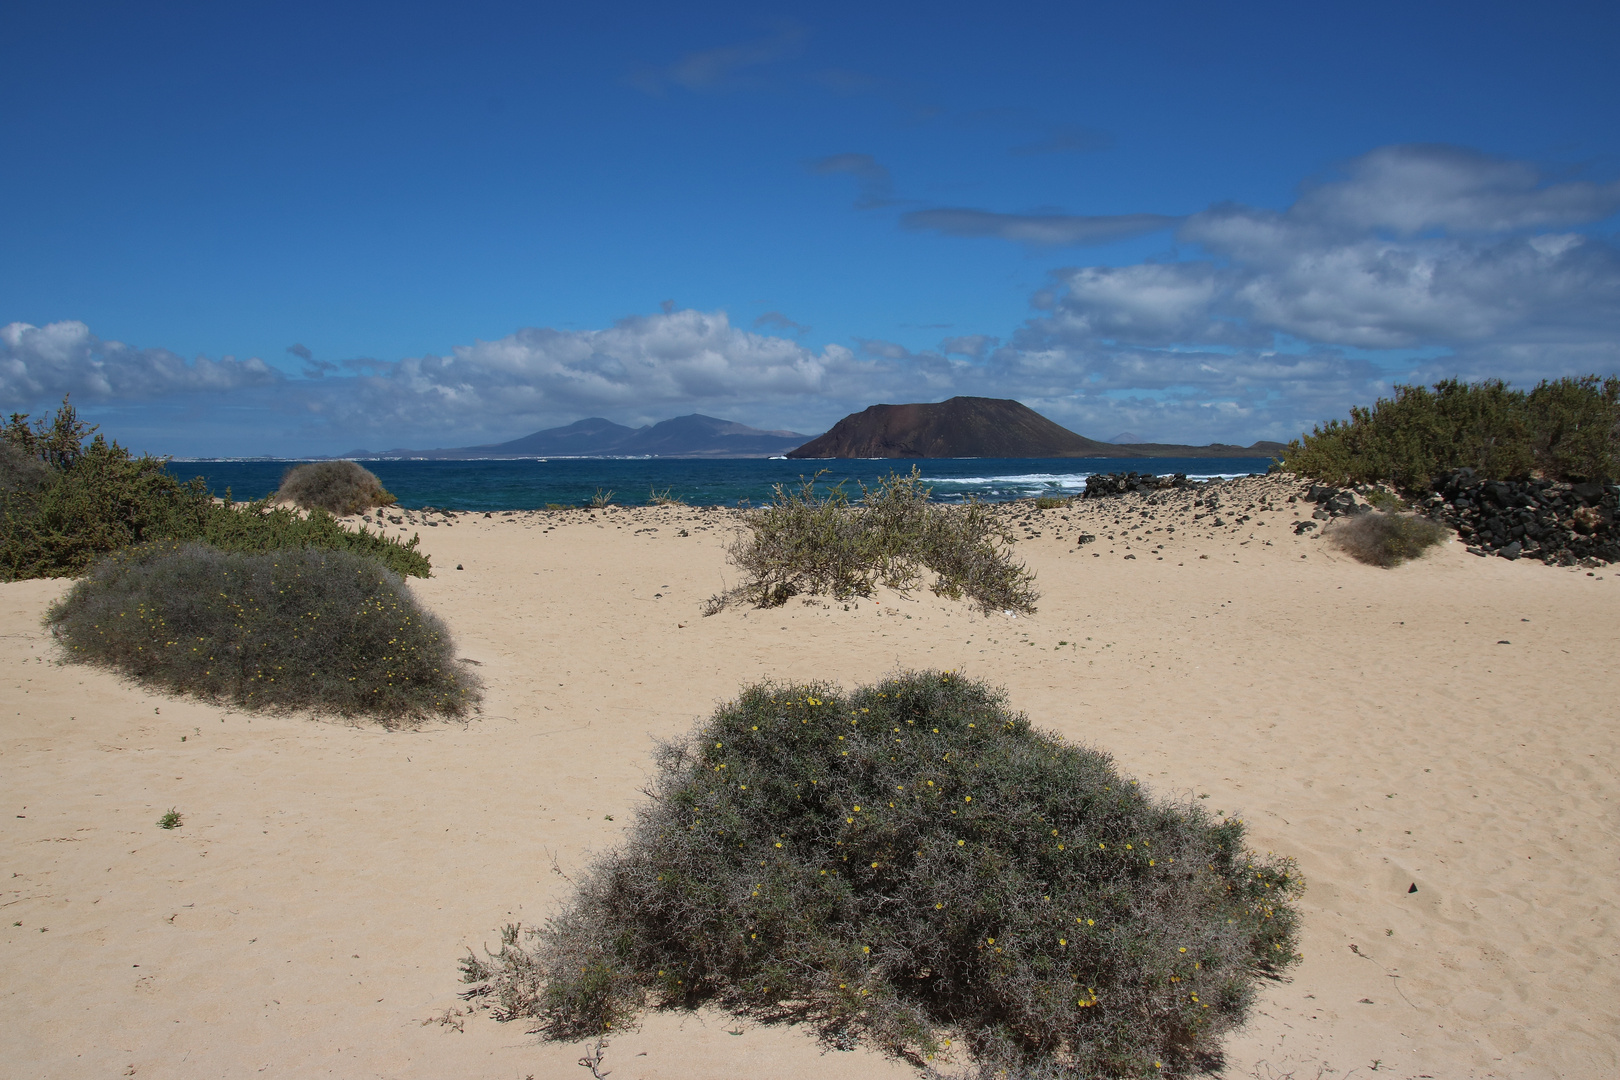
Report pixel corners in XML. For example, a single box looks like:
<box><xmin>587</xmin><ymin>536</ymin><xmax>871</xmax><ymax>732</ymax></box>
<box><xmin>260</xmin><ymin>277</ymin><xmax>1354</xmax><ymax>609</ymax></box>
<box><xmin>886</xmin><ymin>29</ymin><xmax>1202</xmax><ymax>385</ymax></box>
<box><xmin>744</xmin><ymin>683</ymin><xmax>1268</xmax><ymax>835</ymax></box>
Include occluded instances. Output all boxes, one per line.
<box><xmin>3</xmin><ymin>476</ymin><xmax>1617</xmax><ymax>1079</ymax></box>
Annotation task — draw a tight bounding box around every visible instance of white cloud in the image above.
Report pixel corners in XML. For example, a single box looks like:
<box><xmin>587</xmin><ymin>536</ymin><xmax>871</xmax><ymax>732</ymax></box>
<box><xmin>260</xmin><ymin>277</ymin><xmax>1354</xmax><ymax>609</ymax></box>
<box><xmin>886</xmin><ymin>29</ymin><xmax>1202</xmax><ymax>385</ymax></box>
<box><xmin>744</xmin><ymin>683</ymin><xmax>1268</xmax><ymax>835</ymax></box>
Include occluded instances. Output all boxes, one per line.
<box><xmin>1290</xmin><ymin>144</ymin><xmax>1620</xmax><ymax>235</ymax></box>
<box><xmin>1024</xmin><ymin>145</ymin><xmax>1620</xmax><ymax>354</ymax></box>
<box><xmin>1</xmin><ymin>320</ymin><xmax>280</xmax><ymax>403</ymax></box>
<box><xmin>1036</xmin><ymin>263</ymin><xmax>1263</xmax><ymax>348</ymax></box>
<box><xmin>304</xmin><ymin>308</ymin><xmax>897</xmax><ymax>443</ymax></box>
<box><xmin>902</xmin><ymin>207</ymin><xmax>1179</xmax><ymax>247</ymax></box>
<box><xmin>940</xmin><ymin>334</ymin><xmax>997</xmax><ymax>359</ymax></box>
<box><xmin>910</xmin><ymin>144</ymin><xmax>1618</xmax><ymax>442</ymax></box>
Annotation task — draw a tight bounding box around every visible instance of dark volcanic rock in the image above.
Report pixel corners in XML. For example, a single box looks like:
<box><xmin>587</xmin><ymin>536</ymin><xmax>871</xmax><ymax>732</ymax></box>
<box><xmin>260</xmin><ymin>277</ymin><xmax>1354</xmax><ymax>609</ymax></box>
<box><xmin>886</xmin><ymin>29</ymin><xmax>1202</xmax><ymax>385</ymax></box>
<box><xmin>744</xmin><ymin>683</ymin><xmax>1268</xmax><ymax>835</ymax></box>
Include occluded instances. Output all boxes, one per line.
<box><xmin>787</xmin><ymin>397</ymin><xmax>1121</xmax><ymax>459</ymax></box>
<box><xmin>1081</xmin><ymin>472</ymin><xmax>1191</xmax><ymax>497</ymax></box>
<box><xmin>1427</xmin><ymin>469</ymin><xmax>1619</xmax><ymax>566</ymax></box>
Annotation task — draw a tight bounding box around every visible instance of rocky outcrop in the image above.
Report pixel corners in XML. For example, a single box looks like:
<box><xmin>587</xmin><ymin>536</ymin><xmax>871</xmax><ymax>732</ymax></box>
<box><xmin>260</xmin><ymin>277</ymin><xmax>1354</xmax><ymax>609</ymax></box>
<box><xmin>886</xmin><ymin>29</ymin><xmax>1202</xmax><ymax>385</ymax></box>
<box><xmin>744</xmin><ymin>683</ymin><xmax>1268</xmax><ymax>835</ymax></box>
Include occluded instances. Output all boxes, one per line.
<box><xmin>1425</xmin><ymin>470</ymin><xmax>1618</xmax><ymax>565</ymax></box>
<box><xmin>788</xmin><ymin>398</ymin><xmax>1286</xmax><ymax>459</ymax></box>
<box><xmin>788</xmin><ymin>398</ymin><xmax>1120</xmax><ymax>459</ymax></box>
<box><xmin>1284</xmin><ymin>472</ymin><xmax>1620</xmax><ymax>564</ymax></box>
<box><xmin>1080</xmin><ymin>472</ymin><xmax>1194</xmax><ymax>497</ymax></box>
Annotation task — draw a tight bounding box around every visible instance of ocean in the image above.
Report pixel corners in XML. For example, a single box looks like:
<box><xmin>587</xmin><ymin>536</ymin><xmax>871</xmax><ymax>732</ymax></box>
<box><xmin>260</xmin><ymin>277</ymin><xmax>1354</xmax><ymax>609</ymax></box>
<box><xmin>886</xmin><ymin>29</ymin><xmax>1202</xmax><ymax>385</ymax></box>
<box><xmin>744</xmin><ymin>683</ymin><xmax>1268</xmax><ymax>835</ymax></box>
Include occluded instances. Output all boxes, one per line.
<box><xmin>165</xmin><ymin>456</ymin><xmax>1274</xmax><ymax>511</ymax></box>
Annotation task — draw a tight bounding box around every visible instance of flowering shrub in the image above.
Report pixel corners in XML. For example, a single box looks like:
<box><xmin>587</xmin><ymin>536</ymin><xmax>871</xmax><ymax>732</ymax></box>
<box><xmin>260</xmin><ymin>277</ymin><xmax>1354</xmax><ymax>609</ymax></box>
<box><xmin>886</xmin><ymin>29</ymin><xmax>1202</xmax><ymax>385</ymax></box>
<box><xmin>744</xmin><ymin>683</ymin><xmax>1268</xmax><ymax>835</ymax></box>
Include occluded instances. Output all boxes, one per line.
<box><xmin>47</xmin><ymin>542</ymin><xmax>477</xmax><ymax>725</ymax></box>
<box><xmin>462</xmin><ymin>672</ymin><xmax>1301</xmax><ymax>1077</ymax></box>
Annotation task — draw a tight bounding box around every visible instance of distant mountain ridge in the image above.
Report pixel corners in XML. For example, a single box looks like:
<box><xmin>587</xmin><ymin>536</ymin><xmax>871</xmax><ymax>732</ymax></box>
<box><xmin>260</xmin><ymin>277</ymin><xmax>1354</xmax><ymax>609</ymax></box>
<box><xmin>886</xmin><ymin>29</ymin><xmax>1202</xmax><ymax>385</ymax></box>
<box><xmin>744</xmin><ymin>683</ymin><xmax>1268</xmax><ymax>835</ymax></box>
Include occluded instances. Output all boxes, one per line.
<box><xmin>341</xmin><ymin>399</ymin><xmax>1284</xmax><ymax>460</ymax></box>
<box><xmin>343</xmin><ymin>414</ymin><xmax>814</xmax><ymax>459</ymax></box>
<box><xmin>787</xmin><ymin>397</ymin><xmax>1285</xmax><ymax>459</ymax></box>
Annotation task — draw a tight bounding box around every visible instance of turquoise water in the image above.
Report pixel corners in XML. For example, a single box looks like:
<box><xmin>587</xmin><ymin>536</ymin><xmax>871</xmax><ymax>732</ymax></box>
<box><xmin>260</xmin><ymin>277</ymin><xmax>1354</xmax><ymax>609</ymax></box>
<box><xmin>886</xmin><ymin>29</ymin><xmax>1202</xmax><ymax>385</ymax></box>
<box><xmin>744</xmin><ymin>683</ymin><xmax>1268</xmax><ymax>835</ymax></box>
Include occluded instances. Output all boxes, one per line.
<box><xmin>166</xmin><ymin>457</ymin><xmax>1272</xmax><ymax>511</ymax></box>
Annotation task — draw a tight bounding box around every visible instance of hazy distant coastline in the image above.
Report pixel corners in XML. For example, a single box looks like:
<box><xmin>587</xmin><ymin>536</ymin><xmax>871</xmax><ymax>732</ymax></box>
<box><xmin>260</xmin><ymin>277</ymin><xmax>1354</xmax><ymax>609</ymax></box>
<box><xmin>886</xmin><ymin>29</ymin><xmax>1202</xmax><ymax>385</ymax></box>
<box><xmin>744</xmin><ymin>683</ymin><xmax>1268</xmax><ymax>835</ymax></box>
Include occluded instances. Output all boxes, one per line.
<box><xmin>269</xmin><ymin>397</ymin><xmax>1285</xmax><ymax>462</ymax></box>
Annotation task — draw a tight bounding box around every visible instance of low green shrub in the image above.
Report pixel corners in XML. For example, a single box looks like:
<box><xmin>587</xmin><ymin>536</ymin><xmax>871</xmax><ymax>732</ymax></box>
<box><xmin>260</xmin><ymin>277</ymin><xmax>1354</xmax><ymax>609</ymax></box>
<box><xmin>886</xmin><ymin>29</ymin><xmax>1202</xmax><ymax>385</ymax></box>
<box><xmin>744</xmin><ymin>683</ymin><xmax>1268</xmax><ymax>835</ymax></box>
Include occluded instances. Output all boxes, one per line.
<box><xmin>47</xmin><ymin>542</ymin><xmax>477</xmax><ymax>725</ymax></box>
<box><xmin>722</xmin><ymin>470</ymin><xmax>1037</xmax><ymax>615</ymax></box>
<box><xmin>196</xmin><ymin>499</ymin><xmax>431</xmax><ymax>578</ymax></box>
<box><xmin>1</xmin><ymin>418</ymin><xmax>216</xmax><ymax>580</ymax></box>
<box><xmin>1</xmin><ymin>399</ymin><xmax>428</xmax><ymax>580</ymax></box>
<box><xmin>1033</xmin><ymin>495</ymin><xmax>1067</xmax><ymax>510</ymax></box>
<box><xmin>1325</xmin><ymin>512</ymin><xmax>1450</xmax><ymax>568</ymax></box>
<box><xmin>1281</xmin><ymin>375</ymin><xmax>1620</xmax><ymax>493</ymax></box>
<box><xmin>461</xmin><ymin>671</ymin><xmax>1301</xmax><ymax>1078</ymax></box>
<box><xmin>276</xmin><ymin>460</ymin><xmax>397</xmax><ymax>515</ymax></box>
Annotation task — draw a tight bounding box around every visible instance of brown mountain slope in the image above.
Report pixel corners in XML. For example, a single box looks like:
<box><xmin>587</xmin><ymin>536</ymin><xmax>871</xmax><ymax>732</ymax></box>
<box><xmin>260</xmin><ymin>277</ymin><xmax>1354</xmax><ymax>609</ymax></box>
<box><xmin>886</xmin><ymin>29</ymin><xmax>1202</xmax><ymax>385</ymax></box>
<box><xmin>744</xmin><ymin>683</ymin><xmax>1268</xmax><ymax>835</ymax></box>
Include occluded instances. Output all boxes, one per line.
<box><xmin>787</xmin><ymin>397</ymin><xmax>1127</xmax><ymax>459</ymax></box>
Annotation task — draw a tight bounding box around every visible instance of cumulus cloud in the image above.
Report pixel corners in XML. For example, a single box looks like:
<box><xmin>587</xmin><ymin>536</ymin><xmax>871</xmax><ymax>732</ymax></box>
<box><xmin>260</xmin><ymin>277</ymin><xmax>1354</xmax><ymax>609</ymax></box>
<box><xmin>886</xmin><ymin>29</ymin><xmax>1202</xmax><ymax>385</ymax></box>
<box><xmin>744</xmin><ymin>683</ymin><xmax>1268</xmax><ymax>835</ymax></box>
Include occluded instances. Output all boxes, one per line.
<box><xmin>855</xmin><ymin>338</ymin><xmax>913</xmax><ymax>360</ymax></box>
<box><xmin>1</xmin><ymin>320</ymin><xmax>280</xmax><ymax>403</ymax></box>
<box><xmin>952</xmin><ymin>144</ymin><xmax>1620</xmax><ymax>441</ymax></box>
<box><xmin>1289</xmin><ymin>144</ymin><xmax>1620</xmax><ymax>236</ymax></box>
<box><xmin>1035</xmin><ymin>263</ymin><xmax>1262</xmax><ymax>348</ymax></box>
<box><xmin>287</xmin><ymin>343</ymin><xmax>339</xmax><ymax>378</ymax></box>
<box><xmin>902</xmin><ymin>207</ymin><xmax>1179</xmax><ymax>247</ymax></box>
<box><xmin>941</xmin><ymin>334</ymin><xmax>998</xmax><ymax>359</ymax></box>
<box><xmin>1021</xmin><ymin>144</ymin><xmax>1620</xmax><ymax>359</ymax></box>
<box><xmin>1</xmin><ymin>311</ymin><xmax>922</xmax><ymax>454</ymax></box>
<box><xmin>309</xmin><ymin>308</ymin><xmax>899</xmax><ymax>442</ymax></box>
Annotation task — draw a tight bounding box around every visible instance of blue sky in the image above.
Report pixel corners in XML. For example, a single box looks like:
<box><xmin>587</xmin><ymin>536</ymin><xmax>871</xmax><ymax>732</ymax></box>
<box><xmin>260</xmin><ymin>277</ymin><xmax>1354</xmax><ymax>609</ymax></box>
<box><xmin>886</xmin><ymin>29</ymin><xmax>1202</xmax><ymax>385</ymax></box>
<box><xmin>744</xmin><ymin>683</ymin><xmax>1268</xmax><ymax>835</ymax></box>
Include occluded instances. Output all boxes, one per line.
<box><xmin>3</xmin><ymin>0</ymin><xmax>1618</xmax><ymax>456</ymax></box>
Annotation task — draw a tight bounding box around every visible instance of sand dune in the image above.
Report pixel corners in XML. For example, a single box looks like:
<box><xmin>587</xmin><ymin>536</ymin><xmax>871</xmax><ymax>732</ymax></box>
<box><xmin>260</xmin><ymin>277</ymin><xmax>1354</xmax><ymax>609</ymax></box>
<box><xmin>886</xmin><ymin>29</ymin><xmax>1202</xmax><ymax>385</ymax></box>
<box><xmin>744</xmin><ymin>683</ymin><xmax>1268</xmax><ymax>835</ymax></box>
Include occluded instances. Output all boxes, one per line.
<box><xmin>3</xmin><ymin>477</ymin><xmax>1617</xmax><ymax>1078</ymax></box>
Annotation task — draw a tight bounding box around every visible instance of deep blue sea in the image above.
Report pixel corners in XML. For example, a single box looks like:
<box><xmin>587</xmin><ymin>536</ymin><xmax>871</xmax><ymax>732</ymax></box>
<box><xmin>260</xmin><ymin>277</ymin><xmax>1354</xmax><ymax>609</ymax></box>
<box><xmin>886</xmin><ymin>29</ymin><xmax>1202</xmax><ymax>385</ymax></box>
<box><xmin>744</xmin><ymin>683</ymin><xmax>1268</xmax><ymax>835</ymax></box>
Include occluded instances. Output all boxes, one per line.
<box><xmin>165</xmin><ymin>457</ymin><xmax>1273</xmax><ymax>511</ymax></box>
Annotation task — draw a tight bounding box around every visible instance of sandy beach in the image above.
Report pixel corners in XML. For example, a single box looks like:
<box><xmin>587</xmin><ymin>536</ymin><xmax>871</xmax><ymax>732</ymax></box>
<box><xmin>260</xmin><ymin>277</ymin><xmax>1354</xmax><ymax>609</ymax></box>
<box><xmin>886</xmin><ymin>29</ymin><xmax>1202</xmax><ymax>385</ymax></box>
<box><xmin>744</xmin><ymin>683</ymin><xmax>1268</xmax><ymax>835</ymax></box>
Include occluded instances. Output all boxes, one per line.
<box><xmin>4</xmin><ymin>475</ymin><xmax>1617</xmax><ymax>1079</ymax></box>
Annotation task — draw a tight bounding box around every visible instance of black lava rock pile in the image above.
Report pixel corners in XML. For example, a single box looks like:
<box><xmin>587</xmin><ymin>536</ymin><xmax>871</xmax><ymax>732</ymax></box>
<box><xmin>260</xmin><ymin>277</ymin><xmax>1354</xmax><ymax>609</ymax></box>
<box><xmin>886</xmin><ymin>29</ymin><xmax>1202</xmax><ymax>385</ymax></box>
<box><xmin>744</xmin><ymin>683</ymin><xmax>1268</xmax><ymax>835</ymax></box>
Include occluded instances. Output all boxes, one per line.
<box><xmin>1305</xmin><ymin>485</ymin><xmax>1369</xmax><ymax>517</ymax></box>
<box><xmin>1424</xmin><ymin>469</ymin><xmax>1619</xmax><ymax>565</ymax></box>
<box><xmin>1081</xmin><ymin>472</ymin><xmax>1191</xmax><ymax>498</ymax></box>
<box><xmin>1286</xmin><ymin>484</ymin><xmax>1369</xmax><ymax>534</ymax></box>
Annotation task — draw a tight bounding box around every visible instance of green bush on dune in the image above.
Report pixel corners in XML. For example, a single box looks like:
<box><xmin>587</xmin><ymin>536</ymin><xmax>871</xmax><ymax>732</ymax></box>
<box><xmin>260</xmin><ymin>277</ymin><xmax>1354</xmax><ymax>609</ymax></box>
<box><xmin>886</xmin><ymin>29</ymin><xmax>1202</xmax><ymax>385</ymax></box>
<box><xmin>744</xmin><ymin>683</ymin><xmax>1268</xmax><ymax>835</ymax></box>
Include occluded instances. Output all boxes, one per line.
<box><xmin>1</xmin><ymin>398</ymin><xmax>429</xmax><ymax>580</ymax></box>
<box><xmin>196</xmin><ymin>498</ymin><xmax>430</xmax><ymax>578</ymax></box>
<box><xmin>720</xmin><ymin>469</ymin><xmax>1038</xmax><ymax>615</ymax></box>
<box><xmin>47</xmin><ymin>542</ymin><xmax>478</xmax><ymax>725</ymax></box>
<box><xmin>1281</xmin><ymin>375</ymin><xmax>1620</xmax><ymax>492</ymax></box>
<box><xmin>462</xmin><ymin>671</ymin><xmax>1302</xmax><ymax>1078</ymax></box>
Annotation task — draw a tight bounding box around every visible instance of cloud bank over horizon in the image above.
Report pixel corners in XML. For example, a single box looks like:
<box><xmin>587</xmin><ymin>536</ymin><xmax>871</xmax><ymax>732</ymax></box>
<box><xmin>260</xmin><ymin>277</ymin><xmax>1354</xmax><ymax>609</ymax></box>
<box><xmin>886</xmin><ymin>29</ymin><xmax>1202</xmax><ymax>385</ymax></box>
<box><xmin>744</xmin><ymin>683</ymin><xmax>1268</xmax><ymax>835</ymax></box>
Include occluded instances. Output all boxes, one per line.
<box><xmin>5</xmin><ymin>145</ymin><xmax>1617</xmax><ymax>458</ymax></box>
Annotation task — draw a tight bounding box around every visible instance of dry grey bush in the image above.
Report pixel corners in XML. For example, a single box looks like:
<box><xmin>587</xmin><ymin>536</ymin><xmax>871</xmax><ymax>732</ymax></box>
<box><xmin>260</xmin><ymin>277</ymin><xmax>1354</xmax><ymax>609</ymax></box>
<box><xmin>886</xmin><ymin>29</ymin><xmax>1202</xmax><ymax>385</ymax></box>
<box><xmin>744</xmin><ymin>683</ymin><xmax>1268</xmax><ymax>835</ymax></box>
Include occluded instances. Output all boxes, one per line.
<box><xmin>716</xmin><ymin>469</ymin><xmax>1037</xmax><ymax>615</ymax></box>
<box><xmin>276</xmin><ymin>460</ymin><xmax>397</xmax><ymax>516</ymax></box>
<box><xmin>1325</xmin><ymin>512</ymin><xmax>1449</xmax><ymax>567</ymax></box>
